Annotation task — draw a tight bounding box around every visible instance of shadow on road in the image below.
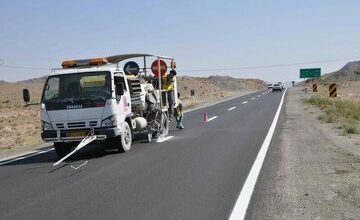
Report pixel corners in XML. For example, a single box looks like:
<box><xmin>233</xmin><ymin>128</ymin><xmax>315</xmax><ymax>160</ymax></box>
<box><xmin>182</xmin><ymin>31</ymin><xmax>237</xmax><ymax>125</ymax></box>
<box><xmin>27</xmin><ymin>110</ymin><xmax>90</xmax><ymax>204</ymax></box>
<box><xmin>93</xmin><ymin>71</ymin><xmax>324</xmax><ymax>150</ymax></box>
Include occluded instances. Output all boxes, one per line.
<box><xmin>0</xmin><ymin>126</ymin><xmax>184</xmax><ymax>168</ymax></box>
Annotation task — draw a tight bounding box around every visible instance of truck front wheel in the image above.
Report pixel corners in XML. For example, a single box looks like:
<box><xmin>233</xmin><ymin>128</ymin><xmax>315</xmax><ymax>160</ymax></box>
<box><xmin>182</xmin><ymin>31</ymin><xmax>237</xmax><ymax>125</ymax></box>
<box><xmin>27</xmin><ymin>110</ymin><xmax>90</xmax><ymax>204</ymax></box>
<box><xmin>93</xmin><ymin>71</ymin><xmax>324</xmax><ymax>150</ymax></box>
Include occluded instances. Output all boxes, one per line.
<box><xmin>118</xmin><ymin>122</ymin><xmax>132</xmax><ymax>152</ymax></box>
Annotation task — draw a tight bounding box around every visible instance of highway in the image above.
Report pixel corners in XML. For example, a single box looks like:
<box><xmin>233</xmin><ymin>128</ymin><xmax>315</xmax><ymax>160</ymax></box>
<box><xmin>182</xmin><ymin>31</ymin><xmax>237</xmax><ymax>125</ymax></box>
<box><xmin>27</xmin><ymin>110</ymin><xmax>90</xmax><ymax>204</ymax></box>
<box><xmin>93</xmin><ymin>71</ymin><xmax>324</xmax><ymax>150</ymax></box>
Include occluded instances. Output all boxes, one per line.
<box><xmin>0</xmin><ymin>90</ymin><xmax>285</xmax><ymax>220</ymax></box>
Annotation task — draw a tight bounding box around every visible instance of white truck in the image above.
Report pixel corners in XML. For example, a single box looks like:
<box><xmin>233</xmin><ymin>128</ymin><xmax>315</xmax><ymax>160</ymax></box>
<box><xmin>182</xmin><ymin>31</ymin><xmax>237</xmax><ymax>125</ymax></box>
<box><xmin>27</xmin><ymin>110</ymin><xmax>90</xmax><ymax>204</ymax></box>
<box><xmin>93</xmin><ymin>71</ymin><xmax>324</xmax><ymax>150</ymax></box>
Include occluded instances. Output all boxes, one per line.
<box><xmin>25</xmin><ymin>54</ymin><xmax>178</xmax><ymax>158</ymax></box>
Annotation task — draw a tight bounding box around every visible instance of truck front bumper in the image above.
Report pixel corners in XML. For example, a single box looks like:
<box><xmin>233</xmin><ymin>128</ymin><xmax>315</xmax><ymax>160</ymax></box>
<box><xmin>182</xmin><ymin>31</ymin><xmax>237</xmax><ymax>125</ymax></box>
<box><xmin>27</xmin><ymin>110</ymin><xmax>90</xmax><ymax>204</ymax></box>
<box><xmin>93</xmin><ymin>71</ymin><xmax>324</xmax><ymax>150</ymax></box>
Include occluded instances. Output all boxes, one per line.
<box><xmin>41</xmin><ymin>127</ymin><xmax>120</xmax><ymax>142</ymax></box>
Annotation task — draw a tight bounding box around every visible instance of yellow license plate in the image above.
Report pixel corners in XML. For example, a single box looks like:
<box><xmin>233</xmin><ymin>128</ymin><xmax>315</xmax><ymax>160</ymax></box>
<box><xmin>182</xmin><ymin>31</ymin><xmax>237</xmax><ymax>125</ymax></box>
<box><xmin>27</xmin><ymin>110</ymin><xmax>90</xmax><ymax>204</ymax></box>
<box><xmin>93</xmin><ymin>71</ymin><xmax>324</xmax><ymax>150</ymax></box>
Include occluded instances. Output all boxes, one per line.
<box><xmin>67</xmin><ymin>131</ymin><xmax>87</xmax><ymax>137</ymax></box>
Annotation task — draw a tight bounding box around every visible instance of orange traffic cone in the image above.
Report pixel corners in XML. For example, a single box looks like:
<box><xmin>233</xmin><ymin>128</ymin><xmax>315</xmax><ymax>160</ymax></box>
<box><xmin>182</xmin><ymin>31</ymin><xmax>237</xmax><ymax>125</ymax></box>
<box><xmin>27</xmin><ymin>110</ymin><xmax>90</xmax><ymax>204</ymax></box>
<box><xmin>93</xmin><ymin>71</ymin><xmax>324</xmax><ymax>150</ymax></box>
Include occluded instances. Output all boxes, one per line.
<box><xmin>203</xmin><ymin>113</ymin><xmax>208</xmax><ymax>122</ymax></box>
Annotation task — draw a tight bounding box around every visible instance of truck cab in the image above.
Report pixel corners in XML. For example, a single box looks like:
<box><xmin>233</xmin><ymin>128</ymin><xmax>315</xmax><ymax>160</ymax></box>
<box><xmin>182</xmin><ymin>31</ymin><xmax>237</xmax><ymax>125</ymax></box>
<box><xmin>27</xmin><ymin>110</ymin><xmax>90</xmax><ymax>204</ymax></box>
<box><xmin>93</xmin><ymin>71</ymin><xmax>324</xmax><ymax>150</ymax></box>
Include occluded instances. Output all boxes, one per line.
<box><xmin>36</xmin><ymin>54</ymin><xmax>177</xmax><ymax>157</ymax></box>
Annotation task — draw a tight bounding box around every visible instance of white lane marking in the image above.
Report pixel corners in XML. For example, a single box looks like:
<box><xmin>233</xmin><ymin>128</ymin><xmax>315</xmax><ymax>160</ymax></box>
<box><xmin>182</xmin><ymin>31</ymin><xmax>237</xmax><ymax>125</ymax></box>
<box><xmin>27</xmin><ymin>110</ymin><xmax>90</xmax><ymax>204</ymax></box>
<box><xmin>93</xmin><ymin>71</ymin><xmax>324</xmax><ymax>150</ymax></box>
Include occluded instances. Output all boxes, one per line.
<box><xmin>251</xmin><ymin>97</ymin><xmax>255</xmax><ymax>100</ymax></box>
<box><xmin>258</xmin><ymin>95</ymin><xmax>261</xmax><ymax>97</ymax></box>
<box><xmin>229</xmin><ymin>89</ymin><xmax>287</xmax><ymax>220</ymax></box>
<box><xmin>156</xmin><ymin>136</ymin><xmax>174</xmax><ymax>143</ymax></box>
<box><xmin>206</xmin><ymin>116</ymin><xmax>218</xmax><ymax>122</ymax></box>
<box><xmin>0</xmin><ymin>148</ymin><xmax>54</xmax><ymax>166</ymax></box>
<box><xmin>71</xmin><ymin>160</ymin><xmax>88</xmax><ymax>170</ymax></box>
<box><xmin>242</xmin><ymin>101</ymin><xmax>248</xmax><ymax>104</ymax></box>
<box><xmin>228</xmin><ymin>107</ymin><xmax>236</xmax><ymax>111</ymax></box>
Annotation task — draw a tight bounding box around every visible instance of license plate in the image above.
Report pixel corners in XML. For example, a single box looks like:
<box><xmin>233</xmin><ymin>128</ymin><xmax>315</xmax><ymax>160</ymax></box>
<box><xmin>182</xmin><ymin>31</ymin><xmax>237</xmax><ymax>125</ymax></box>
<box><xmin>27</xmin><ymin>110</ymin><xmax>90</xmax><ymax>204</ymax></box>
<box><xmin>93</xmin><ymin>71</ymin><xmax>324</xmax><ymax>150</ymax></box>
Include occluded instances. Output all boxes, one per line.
<box><xmin>67</xmin><ymin>131</ymin><xmax>87</xmax><ymax>137</ymax></box>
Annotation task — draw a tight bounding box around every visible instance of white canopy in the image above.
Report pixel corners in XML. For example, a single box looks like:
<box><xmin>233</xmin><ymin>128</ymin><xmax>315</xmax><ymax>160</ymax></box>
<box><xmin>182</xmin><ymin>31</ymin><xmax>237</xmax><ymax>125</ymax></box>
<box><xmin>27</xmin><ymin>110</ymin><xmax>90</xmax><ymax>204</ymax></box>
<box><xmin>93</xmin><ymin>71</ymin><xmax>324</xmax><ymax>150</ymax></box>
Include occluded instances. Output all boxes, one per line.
<box><xmin>106</xmin><ymin>53</ymin><xmax>174</xmax><ymax>64</ymax></box>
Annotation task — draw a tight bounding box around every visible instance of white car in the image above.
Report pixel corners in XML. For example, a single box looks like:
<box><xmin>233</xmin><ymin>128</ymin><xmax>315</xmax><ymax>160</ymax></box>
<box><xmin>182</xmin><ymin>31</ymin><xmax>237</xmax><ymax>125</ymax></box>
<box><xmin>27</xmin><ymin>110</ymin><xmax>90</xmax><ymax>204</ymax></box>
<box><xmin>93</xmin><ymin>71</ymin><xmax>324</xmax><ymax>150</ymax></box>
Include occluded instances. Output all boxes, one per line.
<box><xmin>272</xmin><ymin>84</ymin><xmax>282</xmax><ymax>92</ymax></box>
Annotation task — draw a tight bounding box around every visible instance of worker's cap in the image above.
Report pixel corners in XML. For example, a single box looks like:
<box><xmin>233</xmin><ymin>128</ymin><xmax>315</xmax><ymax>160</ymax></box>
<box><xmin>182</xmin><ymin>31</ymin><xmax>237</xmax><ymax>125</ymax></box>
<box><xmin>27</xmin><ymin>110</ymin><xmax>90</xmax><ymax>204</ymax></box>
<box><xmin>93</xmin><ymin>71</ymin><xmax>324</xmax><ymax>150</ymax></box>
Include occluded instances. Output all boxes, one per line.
<box><xmin>169</xmin><ymin>70</ymin><xmax>177</xmax><ymax>75</ymax></box>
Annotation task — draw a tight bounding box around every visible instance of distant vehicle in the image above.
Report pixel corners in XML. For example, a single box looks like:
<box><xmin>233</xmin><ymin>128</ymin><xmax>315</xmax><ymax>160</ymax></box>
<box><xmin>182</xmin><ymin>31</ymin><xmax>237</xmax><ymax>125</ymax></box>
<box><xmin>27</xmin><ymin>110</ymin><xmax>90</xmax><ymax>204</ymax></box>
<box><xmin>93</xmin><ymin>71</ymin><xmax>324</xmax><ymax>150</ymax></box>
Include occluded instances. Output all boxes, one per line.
<box><xmin>278</xmin><ymin>82</ymin><xmax>284</xmax><ymax>90</ymax></box>
<box><xmin>272</xmin><ymin>84</ymin><xmax>282</xmax><ymax>92</ymax></box>
<box><xmin>267</xmin><ymin>83</ymin><xmax>272</xmax><ymax>89</ymax></box>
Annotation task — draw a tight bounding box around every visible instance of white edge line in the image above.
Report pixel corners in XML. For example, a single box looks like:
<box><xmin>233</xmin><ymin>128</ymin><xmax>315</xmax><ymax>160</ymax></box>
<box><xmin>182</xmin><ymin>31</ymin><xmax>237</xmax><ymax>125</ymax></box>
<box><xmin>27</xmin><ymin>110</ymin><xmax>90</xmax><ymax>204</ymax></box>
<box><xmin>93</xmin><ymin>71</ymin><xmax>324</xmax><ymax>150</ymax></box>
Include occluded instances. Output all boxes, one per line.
<box><xmin>206</xmin><ymin>116</ymin><xmax>218</xmax><ymax>122</ymax></box>
<box><xmin>0</xmin><ymin>148</ymin><xmax>54</xmax><ymax>166</ymax></box>
<box><xmin>242</xmin><ymin>101</ymin><xmax>248</xmax><ymax>104</ymax></box>
<box><xmin>228</xmin><ymin>107</ymin><xmax>236</xmax><ymax>111</ymax></box>
<box><xmin>229</xmin><ymin>88</ymin><xmax>287</xmax><ymax>220</ymax></box>
<box><xmin>156</xmin><ymin>136</ymin><xmax>174</xmax><ymax>143</ymax></box>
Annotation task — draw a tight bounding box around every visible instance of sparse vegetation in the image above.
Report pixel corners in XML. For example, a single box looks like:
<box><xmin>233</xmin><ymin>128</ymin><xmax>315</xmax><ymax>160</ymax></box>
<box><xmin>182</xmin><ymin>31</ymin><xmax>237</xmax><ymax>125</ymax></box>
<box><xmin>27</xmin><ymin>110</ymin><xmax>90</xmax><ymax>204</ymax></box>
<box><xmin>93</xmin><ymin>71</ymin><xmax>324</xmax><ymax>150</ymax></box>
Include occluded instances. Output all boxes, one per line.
<box><xmin>304</xmin><ymin>95</ymin><xmax>360</xmax><ymax>134</ymax></box>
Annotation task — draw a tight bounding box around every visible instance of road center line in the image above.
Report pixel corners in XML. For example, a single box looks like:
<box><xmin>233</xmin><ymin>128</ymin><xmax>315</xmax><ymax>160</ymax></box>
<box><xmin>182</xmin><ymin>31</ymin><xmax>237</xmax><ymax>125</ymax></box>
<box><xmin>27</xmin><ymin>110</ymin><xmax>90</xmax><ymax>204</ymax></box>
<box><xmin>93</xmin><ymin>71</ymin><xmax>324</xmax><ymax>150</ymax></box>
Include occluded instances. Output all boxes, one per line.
<box><xmin>251</xmin><ymin>97</ymin><xmax>255</xmax><ymax>100</ymax></box>
<box><xmin>228</xmin><ymin>107</ymin><xmax>236</xmax><ymax>111</ymax></box>
<box><xmin>229</xmin><ymin>89</ymin><xmax>287</xmax><ymax>220</ymax></box>
<box><xmin>242</xmin><ymin>101</ymin><xmax>248</xmax><ymax>104</ymax></box>
<box><xmin>207</xmin><ymin>116</ymin><xmax>218</xmax><ymax>122</ymax></box>
<box><xmin>156</xmin><ymin>136</ymin><xmax>174</xmax><ymax>143</ymax></box>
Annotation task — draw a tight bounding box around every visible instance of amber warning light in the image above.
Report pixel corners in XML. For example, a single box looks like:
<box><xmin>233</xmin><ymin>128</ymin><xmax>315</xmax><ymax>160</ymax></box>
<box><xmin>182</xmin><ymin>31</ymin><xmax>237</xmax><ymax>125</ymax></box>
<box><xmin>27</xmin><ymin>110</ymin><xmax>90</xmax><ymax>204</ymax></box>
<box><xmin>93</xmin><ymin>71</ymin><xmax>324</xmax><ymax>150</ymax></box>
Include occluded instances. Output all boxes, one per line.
<box><xmin>62</xmin><ymin>57</ymin><xmax>108</xmax><ymax>68</ymax></box>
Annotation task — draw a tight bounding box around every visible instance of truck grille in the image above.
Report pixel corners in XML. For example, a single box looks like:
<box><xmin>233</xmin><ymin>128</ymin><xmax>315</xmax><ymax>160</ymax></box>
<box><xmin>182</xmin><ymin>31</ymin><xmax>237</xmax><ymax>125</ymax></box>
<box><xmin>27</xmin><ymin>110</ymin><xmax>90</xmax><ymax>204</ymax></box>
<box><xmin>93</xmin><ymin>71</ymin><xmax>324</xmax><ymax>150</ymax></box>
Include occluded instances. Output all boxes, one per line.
<box><xmin>89</xmin><ymin>121</ymin><xmax>97</xmax><ymax>127</ymax></box>
<box><xmin>56</xmin><ymin>123</ymin><xmax>65</xmax><ymax>129</ymax></box>
<box><xmin>67</xmin><ymin>122</ymin><xmax>86</xmax><ymax>128</ymax></box>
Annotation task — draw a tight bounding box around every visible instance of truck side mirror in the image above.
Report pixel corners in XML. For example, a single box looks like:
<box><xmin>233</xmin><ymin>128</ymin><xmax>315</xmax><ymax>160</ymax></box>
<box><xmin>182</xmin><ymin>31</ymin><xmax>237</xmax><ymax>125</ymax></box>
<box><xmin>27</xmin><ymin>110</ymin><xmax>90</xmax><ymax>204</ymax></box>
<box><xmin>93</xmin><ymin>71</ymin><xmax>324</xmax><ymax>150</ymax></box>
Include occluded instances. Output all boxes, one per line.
<box><xmin>116</xmin><ymin>82</ymin><xmax>124</xmax><ymax>96</ymax></box>
<box><xmin>23</xmin><ymin>88</ymin><xmax>30</xmax><ymax>104</ymax></box>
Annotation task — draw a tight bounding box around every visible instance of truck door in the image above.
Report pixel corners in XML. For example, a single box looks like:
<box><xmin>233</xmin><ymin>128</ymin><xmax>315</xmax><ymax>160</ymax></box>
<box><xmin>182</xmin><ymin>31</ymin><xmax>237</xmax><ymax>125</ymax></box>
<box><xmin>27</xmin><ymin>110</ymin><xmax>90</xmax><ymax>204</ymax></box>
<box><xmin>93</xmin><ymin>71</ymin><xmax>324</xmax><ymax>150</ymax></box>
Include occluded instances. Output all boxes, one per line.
<box><xmin>114</xmin><ymin>74</ymin><xmax>131</xmax><ymax>124</ymax></box>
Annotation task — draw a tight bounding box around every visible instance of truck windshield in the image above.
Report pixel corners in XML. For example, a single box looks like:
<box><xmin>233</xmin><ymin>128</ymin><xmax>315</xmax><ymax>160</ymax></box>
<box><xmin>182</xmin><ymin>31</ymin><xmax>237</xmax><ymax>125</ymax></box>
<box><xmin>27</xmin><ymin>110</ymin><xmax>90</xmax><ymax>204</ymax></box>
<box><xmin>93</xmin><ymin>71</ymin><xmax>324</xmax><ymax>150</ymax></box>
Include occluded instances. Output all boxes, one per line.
<box><xmin>42</xmin><ymin>71</ymin><xmax>111</xmax><ymax>110</ymax></box>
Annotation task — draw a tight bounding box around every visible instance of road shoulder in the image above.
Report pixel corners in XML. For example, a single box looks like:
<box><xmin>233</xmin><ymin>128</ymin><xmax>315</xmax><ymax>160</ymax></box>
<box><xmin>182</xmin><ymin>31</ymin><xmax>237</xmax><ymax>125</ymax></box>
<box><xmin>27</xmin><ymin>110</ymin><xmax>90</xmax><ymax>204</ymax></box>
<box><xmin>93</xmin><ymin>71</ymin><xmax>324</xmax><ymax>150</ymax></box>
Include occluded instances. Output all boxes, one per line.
<box><xmin>247</xmin><ymin>88</ymin><xmax>360</xmax><ymax>219</ymax></box>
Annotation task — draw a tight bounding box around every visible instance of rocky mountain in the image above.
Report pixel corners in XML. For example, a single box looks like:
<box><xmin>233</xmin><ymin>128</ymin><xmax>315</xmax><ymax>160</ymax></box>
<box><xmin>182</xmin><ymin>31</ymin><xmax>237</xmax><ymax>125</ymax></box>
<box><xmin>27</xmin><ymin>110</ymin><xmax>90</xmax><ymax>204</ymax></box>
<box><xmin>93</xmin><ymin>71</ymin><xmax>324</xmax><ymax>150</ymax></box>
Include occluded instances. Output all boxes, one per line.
<box><xmin>322</xmin><ymin>60</ymin><xmax>360</xmax><ymax>82</ymax></box>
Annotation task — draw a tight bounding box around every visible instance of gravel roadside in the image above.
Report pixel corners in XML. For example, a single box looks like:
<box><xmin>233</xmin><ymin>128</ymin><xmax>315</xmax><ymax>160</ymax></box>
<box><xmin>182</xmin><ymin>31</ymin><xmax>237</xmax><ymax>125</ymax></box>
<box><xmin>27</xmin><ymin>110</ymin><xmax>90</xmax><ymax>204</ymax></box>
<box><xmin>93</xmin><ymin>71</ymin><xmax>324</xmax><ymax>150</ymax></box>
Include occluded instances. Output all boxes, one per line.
<box><xmin>248</xmin><ymin>87</ymin><xmax>360</xmax><ymax>219</ymax></box>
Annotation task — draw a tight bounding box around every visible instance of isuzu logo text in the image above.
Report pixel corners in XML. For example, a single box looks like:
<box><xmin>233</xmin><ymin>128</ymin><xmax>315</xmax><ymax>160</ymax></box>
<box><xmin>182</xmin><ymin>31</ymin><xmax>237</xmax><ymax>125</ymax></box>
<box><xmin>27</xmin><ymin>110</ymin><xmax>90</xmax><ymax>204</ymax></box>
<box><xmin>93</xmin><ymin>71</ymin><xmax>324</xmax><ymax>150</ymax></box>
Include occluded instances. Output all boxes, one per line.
<box><xmin>66</xmin><ymin>104</ymin><xmax>83</xmax><ymax>109</ymax></box>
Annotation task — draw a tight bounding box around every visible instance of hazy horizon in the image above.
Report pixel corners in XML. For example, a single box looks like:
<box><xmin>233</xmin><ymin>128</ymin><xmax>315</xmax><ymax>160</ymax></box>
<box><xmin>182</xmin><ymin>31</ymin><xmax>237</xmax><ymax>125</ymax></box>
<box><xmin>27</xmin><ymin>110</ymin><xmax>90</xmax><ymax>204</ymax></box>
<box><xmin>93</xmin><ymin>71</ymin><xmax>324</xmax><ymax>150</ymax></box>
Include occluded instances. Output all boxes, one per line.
<box><xmin>1</xmin><ymin>0</ymin><xmax>359</xmax><ymax>82</ymax></box>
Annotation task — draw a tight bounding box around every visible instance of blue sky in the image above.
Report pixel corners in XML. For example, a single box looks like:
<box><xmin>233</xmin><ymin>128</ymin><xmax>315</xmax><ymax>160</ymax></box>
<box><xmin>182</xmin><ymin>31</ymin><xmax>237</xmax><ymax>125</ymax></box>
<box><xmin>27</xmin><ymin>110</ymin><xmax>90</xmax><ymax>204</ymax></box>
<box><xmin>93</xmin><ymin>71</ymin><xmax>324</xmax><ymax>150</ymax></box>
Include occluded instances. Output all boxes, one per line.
<box><xmin>1</xmin><ymin>0</ymin><xmax>359</xmax><ymax>82</ymax></box>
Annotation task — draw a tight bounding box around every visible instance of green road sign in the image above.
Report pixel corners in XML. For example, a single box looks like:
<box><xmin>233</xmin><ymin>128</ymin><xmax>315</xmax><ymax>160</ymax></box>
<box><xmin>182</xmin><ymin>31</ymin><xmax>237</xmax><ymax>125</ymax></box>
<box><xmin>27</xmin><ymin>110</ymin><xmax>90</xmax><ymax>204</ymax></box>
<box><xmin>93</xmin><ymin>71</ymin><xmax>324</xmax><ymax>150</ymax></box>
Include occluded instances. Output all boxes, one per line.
<box><xmin>300</xmin><ymin>68</ymin><xmax>321</xmax><ymax>78</ymax></box>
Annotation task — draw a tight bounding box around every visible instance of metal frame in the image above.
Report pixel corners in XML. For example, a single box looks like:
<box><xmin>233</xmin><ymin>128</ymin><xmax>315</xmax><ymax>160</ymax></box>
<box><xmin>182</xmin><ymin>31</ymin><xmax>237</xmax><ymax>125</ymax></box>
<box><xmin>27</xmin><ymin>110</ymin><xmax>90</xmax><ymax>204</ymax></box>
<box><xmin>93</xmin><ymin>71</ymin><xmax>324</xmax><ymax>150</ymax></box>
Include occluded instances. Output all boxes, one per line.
<box><xmin>106</xmin><ymin>53</ymin><xmax>176</xmax><ymax>112</ymax></box>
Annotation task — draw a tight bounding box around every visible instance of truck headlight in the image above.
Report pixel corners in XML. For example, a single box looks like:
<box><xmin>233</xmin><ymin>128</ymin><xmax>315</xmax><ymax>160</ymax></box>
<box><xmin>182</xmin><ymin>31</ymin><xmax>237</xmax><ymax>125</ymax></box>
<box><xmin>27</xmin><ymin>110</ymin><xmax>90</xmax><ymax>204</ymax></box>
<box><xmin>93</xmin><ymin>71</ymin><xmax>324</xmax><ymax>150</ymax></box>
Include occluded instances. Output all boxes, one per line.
<box><xmin>101</xmin><ymin>115</ymin><xmax>117</xmax><ymax>127</ymax></box>
<box><xmin>42</xmin><ymin>121</ymin><xmax>54</xmax><ymax>131</ymax></box>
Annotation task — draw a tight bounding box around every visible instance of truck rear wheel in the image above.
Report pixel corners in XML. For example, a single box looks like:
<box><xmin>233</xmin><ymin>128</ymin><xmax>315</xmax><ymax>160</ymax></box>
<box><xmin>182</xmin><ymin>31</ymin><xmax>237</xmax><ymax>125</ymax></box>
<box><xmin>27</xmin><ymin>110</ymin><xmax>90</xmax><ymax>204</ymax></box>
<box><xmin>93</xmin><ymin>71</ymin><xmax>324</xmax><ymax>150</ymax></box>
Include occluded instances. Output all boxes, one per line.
<box><xmin>54</xmin><ymin>142</ymin><xmax>73</xmax><ymax>158</ymax></box>
<box><xmin>118</xmin><ymin>122</ymin><xmax>132</xmax><ymax>152</ymax></box>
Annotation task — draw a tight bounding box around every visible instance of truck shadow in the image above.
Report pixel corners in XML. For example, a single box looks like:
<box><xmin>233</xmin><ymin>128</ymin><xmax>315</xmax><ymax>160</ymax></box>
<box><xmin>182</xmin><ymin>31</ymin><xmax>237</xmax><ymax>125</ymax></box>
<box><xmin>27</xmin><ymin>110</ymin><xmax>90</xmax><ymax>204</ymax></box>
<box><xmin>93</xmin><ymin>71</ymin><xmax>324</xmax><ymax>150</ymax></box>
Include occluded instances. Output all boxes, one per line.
<box><xmin>0</xmin><ymin>134</ymin><xmax>149</xmax><ymax>167</ymax></box>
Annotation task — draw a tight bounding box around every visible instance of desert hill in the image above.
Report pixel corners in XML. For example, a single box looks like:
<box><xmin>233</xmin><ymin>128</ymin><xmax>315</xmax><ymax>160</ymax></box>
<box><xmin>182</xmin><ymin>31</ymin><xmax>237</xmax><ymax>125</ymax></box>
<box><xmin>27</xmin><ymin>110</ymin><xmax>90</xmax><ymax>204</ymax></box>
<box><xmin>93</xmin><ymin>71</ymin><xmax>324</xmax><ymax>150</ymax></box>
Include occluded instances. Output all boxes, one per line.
<box><xmin>303</xmin><ymin>60</ymin><xmax>360</xmax><ymax>103</ymax></box>
<box><xmin>305</xmin><ymin>60</ymin><xmax>360</xmax><ymax>84</ymax></box>
<box><xmin>323</xmin><ymin>60</ymin><xmax>360</xmax><ymax>81</ymax></box>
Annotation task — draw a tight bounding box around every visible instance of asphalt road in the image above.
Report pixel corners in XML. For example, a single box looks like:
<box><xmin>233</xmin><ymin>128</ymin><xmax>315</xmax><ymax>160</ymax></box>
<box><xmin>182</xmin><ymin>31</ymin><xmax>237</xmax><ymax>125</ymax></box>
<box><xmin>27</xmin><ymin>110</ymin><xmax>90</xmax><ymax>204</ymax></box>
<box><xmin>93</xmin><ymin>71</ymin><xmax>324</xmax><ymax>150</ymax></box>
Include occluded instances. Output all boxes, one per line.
<box><xmin>0</xmin><ymin>90</ymin><xmax>284</xmax><ymax>220</ymax></box>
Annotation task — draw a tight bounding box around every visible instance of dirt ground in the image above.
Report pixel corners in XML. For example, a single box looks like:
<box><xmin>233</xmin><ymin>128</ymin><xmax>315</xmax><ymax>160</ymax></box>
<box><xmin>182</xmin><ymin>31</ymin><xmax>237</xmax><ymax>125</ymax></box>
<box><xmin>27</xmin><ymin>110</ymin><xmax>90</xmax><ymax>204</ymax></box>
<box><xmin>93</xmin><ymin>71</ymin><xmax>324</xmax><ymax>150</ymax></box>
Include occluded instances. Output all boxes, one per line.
<box><xmin>249</xmin><ymin>87</ymin><xmax>360</xmax><ymax>219</ymax></box>
<box><xmin>0</xmin><ymin>81</ymin><xmax>43</xmax><ymax>155</ymax></box>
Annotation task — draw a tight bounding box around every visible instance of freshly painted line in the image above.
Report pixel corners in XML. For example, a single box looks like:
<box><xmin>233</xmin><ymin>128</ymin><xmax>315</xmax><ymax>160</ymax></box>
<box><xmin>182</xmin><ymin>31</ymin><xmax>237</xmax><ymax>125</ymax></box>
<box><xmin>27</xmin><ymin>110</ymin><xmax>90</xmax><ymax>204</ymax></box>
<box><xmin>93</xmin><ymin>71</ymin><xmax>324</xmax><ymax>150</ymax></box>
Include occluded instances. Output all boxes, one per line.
<box><xmin>71</xmin><ymin>160</ymin><xmax>88</xmax><ymax>170</ymax></box>
<box><xmin>229</xmin><ymin>89</ymin><xmax>287</xmax><ymax>220</ymax></box>
<box><xmin>242</xmin><ymin>101</ymin><xmax>248</xmax><ymax>104</ymax></box>
<box><xmin>206</xmin><ymin>116</ymin><xmax>218</xmax><ymax>122</ymax></box>
<box><xmin>228</xmin><ymin>107</ymin><xmax>236</xmax><ymax>111</ymax></box>
<box><xmin>0</xmin><ymin>148</ymin><xmax>54</xmax><ymax>166</ymax></box>
<box><xmin>251</xmin><ymin>97</ymin><xmax>255</xmax><ymax>100</ymax></box>
<box><xmin>156</xmin><ymin>136</ymin><xmax>174</xmax><ymax>143</ymax></box>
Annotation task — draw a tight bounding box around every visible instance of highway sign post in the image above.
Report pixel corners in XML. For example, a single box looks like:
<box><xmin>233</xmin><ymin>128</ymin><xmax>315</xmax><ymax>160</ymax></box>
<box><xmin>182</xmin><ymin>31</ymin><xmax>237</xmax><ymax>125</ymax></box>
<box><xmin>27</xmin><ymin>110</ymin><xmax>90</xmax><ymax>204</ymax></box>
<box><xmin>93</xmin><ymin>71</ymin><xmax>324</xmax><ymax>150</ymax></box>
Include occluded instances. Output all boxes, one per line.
<box><xmin>300</xmin><ymin>68</ymin><xmax>321</xmax><ymax>78</ymax></box>
<box><xmin>124</xmin><ymin>61</ymin><xmax>140</xmax><ymax>75</ymax></box>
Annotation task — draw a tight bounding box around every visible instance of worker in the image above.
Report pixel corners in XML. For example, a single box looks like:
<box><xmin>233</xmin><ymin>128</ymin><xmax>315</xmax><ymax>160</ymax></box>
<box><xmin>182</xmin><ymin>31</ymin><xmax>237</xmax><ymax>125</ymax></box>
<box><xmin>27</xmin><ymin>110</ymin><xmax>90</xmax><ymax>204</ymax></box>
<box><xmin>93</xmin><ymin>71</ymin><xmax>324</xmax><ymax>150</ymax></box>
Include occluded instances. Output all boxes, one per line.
<box><xmin>162</xmin><ymin>69</ymin><xmax>176</xmax><ymax>119</ymax></box>
<box><xmin>174</xmin><ymin>92</ymin><xmax>184</xmax><ymax>129</ymax></box>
